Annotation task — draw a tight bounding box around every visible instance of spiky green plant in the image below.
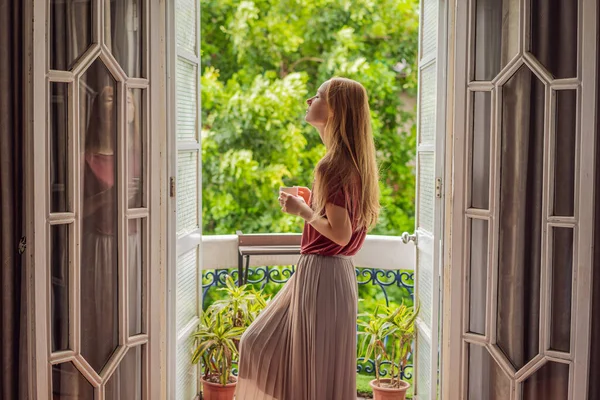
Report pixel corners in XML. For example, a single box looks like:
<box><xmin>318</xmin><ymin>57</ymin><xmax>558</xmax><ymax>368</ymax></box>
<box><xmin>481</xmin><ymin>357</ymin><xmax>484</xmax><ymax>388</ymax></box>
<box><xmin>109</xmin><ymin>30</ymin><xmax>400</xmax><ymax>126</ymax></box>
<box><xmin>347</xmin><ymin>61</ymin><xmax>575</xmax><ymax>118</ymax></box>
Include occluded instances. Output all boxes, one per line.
<box><xmin>192</xmin><ymin>275</ymin><xmax>270</xmax><ymax>386</ymax></box>
<box><xmin>358</xmin><ymin>302</ymin><xmax>419</xmax><ymax>388</ymax></box>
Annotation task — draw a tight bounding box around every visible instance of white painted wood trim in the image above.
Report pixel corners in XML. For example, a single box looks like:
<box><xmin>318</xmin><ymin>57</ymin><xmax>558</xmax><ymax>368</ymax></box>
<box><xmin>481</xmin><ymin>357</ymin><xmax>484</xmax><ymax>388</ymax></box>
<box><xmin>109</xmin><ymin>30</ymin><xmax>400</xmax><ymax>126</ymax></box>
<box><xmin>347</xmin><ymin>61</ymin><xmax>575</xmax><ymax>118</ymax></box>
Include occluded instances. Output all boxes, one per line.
<box><xmin>573</xmin><ymin>0</ymin><xmax>597</xmax><ymax>396</ymax></box>
<box><xmin>165</xmin><ymin>0</ymin><xmax>178</xmax><ymax>395</ymax></box>
<box><xmin>149</xmin><ymin>0</ymin><xmax>168</xmax><ymax>398</ymax></box>
<box><xmin>201</xmin><ymin>234</ymin><xmax>415</xmax><ymax>271</ymax></box>
<box><xmin>29</xmin><ymin>0</ymin><xmax>50</xmax><ymax>396</ymax></box>
<box><xmin>442</xmin><ymin>0</ymin><xmax>467</xmax><ymax>398</ymax></box>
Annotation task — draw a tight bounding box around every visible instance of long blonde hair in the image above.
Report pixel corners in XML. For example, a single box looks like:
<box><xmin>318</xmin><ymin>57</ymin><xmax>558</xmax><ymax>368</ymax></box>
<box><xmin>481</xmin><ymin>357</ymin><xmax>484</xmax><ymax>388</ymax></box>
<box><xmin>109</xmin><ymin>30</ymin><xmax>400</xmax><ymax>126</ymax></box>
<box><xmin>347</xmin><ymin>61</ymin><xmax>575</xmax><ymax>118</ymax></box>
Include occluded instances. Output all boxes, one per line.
<box><xmin>309</xmin><ymin>77</ymin><xmax>380</xmax><ymax>231</ymax></box>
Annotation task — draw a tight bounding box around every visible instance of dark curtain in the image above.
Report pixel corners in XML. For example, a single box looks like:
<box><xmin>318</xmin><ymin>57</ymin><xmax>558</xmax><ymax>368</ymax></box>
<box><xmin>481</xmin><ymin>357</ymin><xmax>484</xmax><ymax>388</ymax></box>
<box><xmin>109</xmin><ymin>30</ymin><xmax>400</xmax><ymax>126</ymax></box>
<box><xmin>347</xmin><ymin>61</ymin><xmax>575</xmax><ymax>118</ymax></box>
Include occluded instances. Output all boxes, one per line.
<box><xmin>0</xmin><ymin>0</ymin><xmax>27</xmax><ymax>399</ymax></box>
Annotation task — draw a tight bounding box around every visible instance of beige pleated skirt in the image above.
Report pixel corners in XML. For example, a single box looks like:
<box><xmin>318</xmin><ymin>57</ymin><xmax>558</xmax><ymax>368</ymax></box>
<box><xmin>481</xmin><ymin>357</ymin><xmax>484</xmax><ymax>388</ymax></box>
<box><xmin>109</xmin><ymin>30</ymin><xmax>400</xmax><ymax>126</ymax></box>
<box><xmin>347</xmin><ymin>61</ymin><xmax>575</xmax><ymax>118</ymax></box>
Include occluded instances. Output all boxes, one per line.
<box><xmin>237</xmin><ymin>253</ymin><xmax>358</xmax><ymax>400</ymax></box>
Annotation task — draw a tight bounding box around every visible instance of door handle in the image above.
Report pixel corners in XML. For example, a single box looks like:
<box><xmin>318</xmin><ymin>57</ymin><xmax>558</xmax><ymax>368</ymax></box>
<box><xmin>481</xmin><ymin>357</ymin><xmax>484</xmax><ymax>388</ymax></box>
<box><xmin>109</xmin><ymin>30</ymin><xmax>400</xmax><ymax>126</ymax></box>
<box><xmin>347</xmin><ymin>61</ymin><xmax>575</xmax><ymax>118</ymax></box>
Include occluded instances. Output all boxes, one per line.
<box><xmin>401</xmin><ymin>232</ymin><xmax>417</xmax><ymax>245</ymax></box>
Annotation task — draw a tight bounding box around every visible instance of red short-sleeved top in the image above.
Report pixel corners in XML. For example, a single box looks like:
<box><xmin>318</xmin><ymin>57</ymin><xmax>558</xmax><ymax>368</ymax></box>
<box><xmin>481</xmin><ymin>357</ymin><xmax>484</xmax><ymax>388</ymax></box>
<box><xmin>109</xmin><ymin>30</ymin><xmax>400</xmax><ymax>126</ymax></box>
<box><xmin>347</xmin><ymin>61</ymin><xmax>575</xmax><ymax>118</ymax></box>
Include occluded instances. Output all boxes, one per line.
<box><xmin>300</xmin><ymin>179</ymin><xmax>367</xmax><ymax>256</ymax></box>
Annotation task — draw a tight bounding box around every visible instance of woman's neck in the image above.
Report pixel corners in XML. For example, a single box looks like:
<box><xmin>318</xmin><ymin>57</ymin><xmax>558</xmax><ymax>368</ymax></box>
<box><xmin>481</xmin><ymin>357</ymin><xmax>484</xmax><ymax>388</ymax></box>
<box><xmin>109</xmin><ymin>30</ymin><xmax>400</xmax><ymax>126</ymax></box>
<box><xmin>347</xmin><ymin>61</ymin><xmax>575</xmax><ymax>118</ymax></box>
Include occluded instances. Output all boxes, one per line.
<box><xmin>96</xmin><ymin>128</ymin><xmax>114</xmax><ymax>154</ymax></box>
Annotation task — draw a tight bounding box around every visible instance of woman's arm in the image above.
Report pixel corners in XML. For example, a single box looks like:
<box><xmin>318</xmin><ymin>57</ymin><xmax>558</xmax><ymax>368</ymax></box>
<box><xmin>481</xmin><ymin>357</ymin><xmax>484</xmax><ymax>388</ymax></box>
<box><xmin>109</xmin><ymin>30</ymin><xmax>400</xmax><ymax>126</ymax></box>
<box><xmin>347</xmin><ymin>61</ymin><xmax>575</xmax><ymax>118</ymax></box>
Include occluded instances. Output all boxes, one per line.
<box><xmin>298</xmin><ymin>202</ymin><xmax>353</xmax><ymax>246</ymax></box>
<box><xmin>82</xmin><ymin>188</ymin><xmax>114</xmax><ymax>217</ymax></box>
<box><xmin>279</xmin><ymin>189</ymin><xmax>353</xmax><ymax>246</ymax></box>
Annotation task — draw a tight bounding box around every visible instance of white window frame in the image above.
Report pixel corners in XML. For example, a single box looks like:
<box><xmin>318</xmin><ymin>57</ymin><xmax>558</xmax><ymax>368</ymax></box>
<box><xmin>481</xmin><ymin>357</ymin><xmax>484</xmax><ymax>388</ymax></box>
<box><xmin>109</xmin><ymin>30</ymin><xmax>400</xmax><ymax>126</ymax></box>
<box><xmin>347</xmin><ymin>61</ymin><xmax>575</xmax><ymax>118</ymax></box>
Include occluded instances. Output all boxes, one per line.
<box><xmin>166</xmin><ymin>0</ymin><xmax>203</xmax><ymax>398</ymax></box>
<box><xmin>24</xmin><ymin>0</ymin><xmax>169</xmax><ymax>398</ymax></box>
<box><xmin>442</xmin><ymin>0</ymin><xmax>598</xmax><ymax>399</ymax></box>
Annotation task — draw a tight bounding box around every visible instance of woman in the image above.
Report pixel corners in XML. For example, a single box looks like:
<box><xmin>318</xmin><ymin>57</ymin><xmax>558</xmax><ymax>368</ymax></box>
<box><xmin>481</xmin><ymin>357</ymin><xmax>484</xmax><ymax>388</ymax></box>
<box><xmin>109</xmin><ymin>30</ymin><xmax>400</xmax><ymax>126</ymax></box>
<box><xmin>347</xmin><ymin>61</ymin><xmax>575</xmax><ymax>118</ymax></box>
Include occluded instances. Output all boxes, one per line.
<box><xmin>237</xmin><ymin>77</ymin><xmax>380</xmax><ymax>400</ymax></box>
<box><xmin>53</xmin><ymin>85</ymin><xmax>141</xmax><ymax>399</ymax></box>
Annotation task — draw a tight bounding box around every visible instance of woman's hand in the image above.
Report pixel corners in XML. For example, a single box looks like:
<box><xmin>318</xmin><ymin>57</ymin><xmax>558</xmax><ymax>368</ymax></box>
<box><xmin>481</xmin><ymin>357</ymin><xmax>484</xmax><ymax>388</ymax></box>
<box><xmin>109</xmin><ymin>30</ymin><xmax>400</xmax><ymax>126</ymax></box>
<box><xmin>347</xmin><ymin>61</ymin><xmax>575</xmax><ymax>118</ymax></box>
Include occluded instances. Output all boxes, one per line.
<box><xmin>279</xmin><ymin>191</ymin><xmax>309</xmax><ymax>217</ymax></box>
<box><xmin>296</xmin><ymin>186</ymin><xmax>311</xmax><ymax>204</ymax></box>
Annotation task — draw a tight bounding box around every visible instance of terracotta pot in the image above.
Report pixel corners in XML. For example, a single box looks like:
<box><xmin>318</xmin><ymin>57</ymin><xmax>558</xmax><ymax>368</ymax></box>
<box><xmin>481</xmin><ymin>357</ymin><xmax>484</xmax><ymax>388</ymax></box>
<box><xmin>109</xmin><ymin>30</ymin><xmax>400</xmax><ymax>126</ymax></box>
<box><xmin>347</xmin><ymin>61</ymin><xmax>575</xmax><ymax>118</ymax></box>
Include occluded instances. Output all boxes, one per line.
<box><xmin>369</xmin><ymin>378</ymin><xmax>411</xmax><ymax>400</ymax></box>
<box><xmin>201</xmin><ymin>376</ymin><xmax>237</xmax><ymax>400</ymax></box>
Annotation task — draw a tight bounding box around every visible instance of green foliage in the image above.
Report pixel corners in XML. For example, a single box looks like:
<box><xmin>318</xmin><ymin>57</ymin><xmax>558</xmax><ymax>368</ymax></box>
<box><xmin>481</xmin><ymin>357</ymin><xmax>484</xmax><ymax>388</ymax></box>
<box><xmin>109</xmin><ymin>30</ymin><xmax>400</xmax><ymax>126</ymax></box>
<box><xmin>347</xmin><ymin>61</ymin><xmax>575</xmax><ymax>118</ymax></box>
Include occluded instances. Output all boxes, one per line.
<box><xmin>356</xmin><ymin>372</ymin><xmax>375</xmax><ymax>396</ymax></box>
<box><xmin>201</xmin><ymin>0</ymin><xmax>419</xmax><ymax>235</ymax></box>
<box><xmin>357</xmin><ymin>302</ymin><xmax>419</xmax><ymax>388</ymax></box>
<box><xmin>193</xmin><ymin>276</ymin><xmax>270</xmax><ymax>385</ymax></box>
<box><xmin>202</xmin><ymin>267</ymin><xmax>414</xmax><ymax>380</ymax></box>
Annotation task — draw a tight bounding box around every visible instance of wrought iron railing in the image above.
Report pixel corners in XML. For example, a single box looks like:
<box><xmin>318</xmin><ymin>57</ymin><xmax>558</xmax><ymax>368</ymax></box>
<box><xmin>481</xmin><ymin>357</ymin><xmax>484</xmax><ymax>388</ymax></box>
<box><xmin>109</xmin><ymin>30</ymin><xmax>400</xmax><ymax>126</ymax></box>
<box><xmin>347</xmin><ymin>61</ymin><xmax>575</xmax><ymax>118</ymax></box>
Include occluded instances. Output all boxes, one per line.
<box><xmin>202</xmin><ymin>264</ymin><xmax>415</xmax><ymax>380</ymax></box>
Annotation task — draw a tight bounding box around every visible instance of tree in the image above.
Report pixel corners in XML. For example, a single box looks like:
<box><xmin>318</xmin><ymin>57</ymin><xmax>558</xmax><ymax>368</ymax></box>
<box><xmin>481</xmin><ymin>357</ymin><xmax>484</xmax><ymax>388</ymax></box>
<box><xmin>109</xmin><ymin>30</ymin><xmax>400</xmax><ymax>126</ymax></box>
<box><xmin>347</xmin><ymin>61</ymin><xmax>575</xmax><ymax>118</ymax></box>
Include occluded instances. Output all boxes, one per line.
<box><xmin>201</xmin><ymin>0</ymin><xmax>419</xmax><ymax>236</ymax></box>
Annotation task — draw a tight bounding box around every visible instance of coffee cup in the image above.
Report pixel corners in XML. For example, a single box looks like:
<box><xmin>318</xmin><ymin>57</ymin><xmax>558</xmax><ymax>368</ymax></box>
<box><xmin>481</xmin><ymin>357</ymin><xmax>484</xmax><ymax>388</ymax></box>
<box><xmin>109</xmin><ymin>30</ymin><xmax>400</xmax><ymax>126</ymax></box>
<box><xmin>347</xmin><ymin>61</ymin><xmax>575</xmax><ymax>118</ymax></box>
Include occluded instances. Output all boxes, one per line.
<box><xmin>279</xmin><ymin>186</ymin><xmax>299</xmax><ymax>196</ymax></box>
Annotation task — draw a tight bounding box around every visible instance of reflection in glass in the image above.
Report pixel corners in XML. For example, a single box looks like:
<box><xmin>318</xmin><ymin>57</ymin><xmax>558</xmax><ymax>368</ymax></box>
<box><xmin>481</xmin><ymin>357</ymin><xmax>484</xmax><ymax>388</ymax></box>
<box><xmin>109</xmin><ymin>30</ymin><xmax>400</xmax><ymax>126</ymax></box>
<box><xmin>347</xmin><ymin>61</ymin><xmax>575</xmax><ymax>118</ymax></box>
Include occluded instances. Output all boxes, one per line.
<box><xmin>52</xmin><ymin>362</ymin><xmax>94</xmax><ymax>398</ymax></box>
<box><xmin>553</xmin><ymin>90</ymin><xmax>576</xmax><ymax>216</ymax></box>
<box><xmin>129</xmin><ymin>219</ymin><xmax>145</xmax><ymax>335</ymax></box>
<box><xmin>550</xmin><ymin>228</ymin><xmax>573</xmax><ymax>352</ymax></box>
<box><xmin>474</xmin><ymin>0</ymin><xmax>519</xmax><ymax>81</ymax></box>
<box><xmin>523</xmin><ymin>362</ymin><xmax>569</xmax><ymax>399</ymax></box>
<box><xmin>468</xmin><ymin>344</ymin><xmax>511</xmax><ymax>399</ymax></box>
<box><xmin>105</xmin><ymin>346</ymin><xmax>144</xmax><ymax>400</ymax></box>
<box><xmin>496</xmin><ymin>66</ymin><xmax>544</xmax><ymax>369</ymax></box>
<box><xmin>469</xmin><ymin>219</ymin><xmax>488</xmax><ymax>335</ymax></box>
<box><xmin>80</xmin><ymin>59</ymin><xmax>119</xmax><ymax>374</ymax></box>
<box><xmin>530</xmin><ymin>0</ymin><xmax>578</xmax><ymax>79</ymax></box>
<box><xmin>470</xmin><ymin>91</ymin><xmax>491</xmax><ymax>209</ymax></box>
<box><xmin>51</xmin><ymin>224</ymin><xmax>70</xmax><ymax>352</ymax></box>
<box><xmin>105</xmin><ymin>0</ymin><xmax>144</xmax><ymax>77</ymax></box>
<box><xmin>128</xmin><ymin>89</ymin><xmax>144</xmax><ymax>209</ymax></box>
<box><xmin>50</xmin><ymin>0</ymin><xmax>92</xmax><ymax>71</ymax></box>
<box><xmin>50</xmin><ymin>83</ymin><xmax>70</xmax><ymax>212</ymax></box>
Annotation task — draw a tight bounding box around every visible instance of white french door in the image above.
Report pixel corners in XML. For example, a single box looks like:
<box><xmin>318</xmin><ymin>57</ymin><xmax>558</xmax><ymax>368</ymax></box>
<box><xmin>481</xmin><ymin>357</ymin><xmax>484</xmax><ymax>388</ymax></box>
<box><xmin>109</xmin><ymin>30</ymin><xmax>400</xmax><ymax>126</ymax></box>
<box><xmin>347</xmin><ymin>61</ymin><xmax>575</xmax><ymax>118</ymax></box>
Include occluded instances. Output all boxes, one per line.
<box><xmin>167</xmin><ymin>0</ymin><xmax>202</xmax><ymax>399</ymax></box>
<box><xmin>409</xmin><ymin>0</ymin><xmax>448</xmax><ymax>398</ymax></box>
<box><xmin>29</xmin><ymin>0</ymin><xmax>165</xmax><ymax>398</ymax></box>
<box><xmin>446</xmin><ymin>0</ymin><xmax>597</xmax><ymax>398</ymax></box>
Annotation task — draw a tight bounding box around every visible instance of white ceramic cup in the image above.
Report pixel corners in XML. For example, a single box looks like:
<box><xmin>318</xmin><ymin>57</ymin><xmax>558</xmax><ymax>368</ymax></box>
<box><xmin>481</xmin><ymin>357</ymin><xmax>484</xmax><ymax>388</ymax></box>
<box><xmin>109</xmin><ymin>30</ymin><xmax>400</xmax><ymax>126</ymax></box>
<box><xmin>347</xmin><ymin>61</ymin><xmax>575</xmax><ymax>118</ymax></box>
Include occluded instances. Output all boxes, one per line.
<box><xmin>279</xmin><ymin>186</ymin><xmax>299</xmax><ymax>196</ymax></box>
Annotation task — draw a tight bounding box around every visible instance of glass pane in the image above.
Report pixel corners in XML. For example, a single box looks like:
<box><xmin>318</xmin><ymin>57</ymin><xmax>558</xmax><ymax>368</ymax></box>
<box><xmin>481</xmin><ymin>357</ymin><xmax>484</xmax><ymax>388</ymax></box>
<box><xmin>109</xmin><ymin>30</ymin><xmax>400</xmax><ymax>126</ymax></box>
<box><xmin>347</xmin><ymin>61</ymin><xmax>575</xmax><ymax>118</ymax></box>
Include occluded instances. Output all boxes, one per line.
<box><xmin>553</xmin><ymin>90</ymin><xmax>577</xmax><ymax>216</ymax></box>
<box><xmin>416</xmin><ymin>330</ymin><xmax>432</xmax><ymax>398</ymax></box>
<box><xmin>418</xmin><ymin>152</ymin><xmax>435</xmax><ymax>234</ymax></box>
<box><xmin>176</xmin><ymin>0</ymin><xmax>197</xmax><ymax>54</ymax></box>
<box><xmin>550</xmin><ymin>227</ymin><xmax>573</xmax><ymax>352</ymax></box>
<box><xmin>523</xmin><ymin>362</ymin><xmax>569</xmax><ymax>399</ymax></box>
<box><xmin>470</xmin><ymin>91</ymin><xmax>491</xmax><ymax>209</ymax></box>
<box><xmin>530</xmin><ymin>0</ymin><xmax>578</xmax><ymax>79</ymax></box>
<box><xmin>80</xmin><ymin>59</ymin><xmax>119</xmax><ymax>373</ymax></box>
<box><xmin>50</xmin><ymin>82</ymin><xmax>70</xmax><ymax>212</ymax></box>
<box><xmin>129</xmin><ymin>219</ymin><xmax>145</xmax><ymax>335</ymax></box>
<box><xmin>105</xmin><ymin>0</ymin><xmax>144</xmax><ymax>78</ymax></box>
<box><xmin>421</xmin><ymin>0</ymin><xmax>438</xmax><ymax>59</ymax></box>
<box><xmin>473</xmin><ymin>0</ymin><xmax>519</xmax><ymax>81</ymax></box>
<box><xmin>497</xmin><ymin>66</ymin><xmax>544</xmax><ymax>369</ymax></box>
<box><xmin>105</xmin><ymin>346</ymin><xmax>144</xmax><ymax>400</ymax></box>
<box><xmin>177</xmin><ymin>334</ymin><xmax>198</xmax><ymax>399</ymax></box>
<box><xmin>51</xmin><ymin>224</ymin><xmax>70</xmax><ymax>352</ymax></box>
<box><xmin>50</xmin><ymin>0</ymin><xmax>93</xmax><ymax>71</ymax></box>
<box><xmin>468</xmin><ymin>344</ymin><xmax>511</xmax><ymax>400</ymax></box>
<box><xmin>128</xmin><ymin>89</ymin><xmax>145</xmax><ymax>209</ymax></box>
<box><xmin>176</xmin><ymin>57</ymin><xmax>198</xmax><ymax>141</ymax></box>
<box><xmin>177</xmin><ymin>248</ymin><xmax>198</xmax><ymax>331</ymax></box>
<box><xmin>52</xmin><ymin>362</ymin><xmax>94</xmax><ymax>398</ymax></box>
<box><xmin>177</xmin><ymin>151</ymin><xmax>198</xmax><ymax>235</ymax></box>
<box><xmin>469</xmin><ymin>219</ymin><xmax>488</xmax><ymax>335</ymax></box>
<box><xmin>419</xmin><ymin>62</ymin><xmax>437</xmax><ymax>145</ymax></box>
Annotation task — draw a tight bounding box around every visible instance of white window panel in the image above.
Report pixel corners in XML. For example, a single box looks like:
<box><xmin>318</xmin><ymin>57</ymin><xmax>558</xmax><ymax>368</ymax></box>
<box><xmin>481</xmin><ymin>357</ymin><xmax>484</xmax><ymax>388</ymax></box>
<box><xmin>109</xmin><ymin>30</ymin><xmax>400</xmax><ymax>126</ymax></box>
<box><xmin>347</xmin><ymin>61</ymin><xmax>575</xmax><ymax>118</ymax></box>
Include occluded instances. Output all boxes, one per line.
<box><xmin>176</xmin><ymin>58</ymin><xmax>198</xmax><ymax>141</ymax></box>
<box><xmin>176</xmin><ymin>150</ymin><xmax>199</xmax><ymax>236</ymax></box>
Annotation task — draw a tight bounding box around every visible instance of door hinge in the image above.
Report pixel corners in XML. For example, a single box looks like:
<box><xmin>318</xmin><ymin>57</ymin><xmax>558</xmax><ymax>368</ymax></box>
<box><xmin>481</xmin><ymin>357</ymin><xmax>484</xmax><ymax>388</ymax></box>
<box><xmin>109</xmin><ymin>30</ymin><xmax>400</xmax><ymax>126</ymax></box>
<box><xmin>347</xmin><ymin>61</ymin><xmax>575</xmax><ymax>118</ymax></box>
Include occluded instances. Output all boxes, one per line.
<box><xmin>170</xmin><ymin>177</ymin><xmax>176</xmax><ymax>198</ymax></box>
<box><xmin>18</xmin><ymin>237</ymin><xmax>26</xmax><ymax>255</ymax></box>
<box><xmin>436</xmin><ymin>178</ymin><xmax>443</xmax><ymax>198</ymax></box>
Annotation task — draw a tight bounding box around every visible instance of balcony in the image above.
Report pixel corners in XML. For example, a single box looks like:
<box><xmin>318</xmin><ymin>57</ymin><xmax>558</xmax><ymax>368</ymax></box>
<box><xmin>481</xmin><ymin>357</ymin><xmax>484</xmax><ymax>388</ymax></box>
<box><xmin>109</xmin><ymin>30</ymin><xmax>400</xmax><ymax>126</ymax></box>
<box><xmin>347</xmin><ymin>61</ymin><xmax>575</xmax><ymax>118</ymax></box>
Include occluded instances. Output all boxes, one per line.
<box><xmin>200</xmin><ymin>233</ymin><xmax>415</xmax><ymax>397</ymax></box>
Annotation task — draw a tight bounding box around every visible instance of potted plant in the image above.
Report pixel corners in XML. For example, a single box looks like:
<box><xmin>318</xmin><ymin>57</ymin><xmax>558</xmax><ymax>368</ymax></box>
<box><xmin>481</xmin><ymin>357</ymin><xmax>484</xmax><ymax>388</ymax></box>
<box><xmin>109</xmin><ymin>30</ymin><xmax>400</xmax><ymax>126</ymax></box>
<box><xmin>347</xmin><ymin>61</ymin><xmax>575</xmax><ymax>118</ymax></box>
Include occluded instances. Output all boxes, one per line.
<box><xmin>358</xmin><ymin>302</ymin><xmax>419</xmax><ymax>400</ymax></box>
<box><xmin>192</xmin><ymin>276</ymin><xmax>269</xmax><ymax>400</ymax></box>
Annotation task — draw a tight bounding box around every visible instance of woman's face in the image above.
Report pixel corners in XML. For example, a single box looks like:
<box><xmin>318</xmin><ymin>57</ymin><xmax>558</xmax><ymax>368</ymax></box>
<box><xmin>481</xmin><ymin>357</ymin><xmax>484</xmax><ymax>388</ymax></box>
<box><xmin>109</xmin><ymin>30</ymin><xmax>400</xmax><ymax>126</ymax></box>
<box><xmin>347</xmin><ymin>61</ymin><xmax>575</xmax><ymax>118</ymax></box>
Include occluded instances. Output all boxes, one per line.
<box><xmin>305</xmin><ymin>81</ymin><xmax>330</xmax><ymax>130</ymax></box>
<box><xmin>127</xmin><ymin>90</ymin><xmax>135</xmax><ymax>124</ymax></box>
<box><xmin>101</xmin><ymin>87</ymin><xmax>115</xmax><ymax>121</ymax></box>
